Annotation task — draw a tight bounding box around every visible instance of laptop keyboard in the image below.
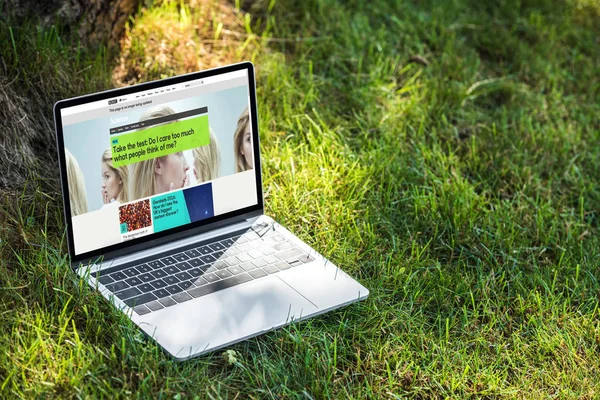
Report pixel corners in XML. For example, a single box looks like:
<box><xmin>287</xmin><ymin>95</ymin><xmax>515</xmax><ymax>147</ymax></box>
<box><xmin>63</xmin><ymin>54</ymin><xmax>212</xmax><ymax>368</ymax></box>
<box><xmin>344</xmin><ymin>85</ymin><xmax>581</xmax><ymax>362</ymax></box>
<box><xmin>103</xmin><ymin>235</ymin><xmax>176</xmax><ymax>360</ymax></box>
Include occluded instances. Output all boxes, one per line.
<box><xmin>94</xmin><ymin>228</ymin><xmax>315</xmax><ymax>315</ymax></box>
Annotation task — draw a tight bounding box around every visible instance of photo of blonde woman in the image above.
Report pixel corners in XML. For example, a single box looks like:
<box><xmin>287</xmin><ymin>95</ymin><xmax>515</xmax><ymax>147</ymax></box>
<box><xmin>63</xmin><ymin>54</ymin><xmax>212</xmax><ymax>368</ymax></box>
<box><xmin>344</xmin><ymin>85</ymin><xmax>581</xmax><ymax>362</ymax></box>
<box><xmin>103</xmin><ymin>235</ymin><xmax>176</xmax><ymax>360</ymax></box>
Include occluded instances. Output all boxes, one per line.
<box><xmin>65</xmin><ymin>148</ymin><xmax>89</xmax><ymax>216</ymax></box>
<box><xmin>101</xmin><ymin>148</ymin><xmax>129</xmax><ymax>206</ymax></box>
<box><xmin>192</xmin><ymin>128</ymin><xmax>221</xmax><ymax>183</ymax></box>
<box><xmin>129</xmin><ymin>106</ymin><xmax>191</xmax><ymax>200</ymax></box>
<box><xmin>233</xmin><ymin>107</ymin><xmax>253</xmax><ymax>172</ymax></box>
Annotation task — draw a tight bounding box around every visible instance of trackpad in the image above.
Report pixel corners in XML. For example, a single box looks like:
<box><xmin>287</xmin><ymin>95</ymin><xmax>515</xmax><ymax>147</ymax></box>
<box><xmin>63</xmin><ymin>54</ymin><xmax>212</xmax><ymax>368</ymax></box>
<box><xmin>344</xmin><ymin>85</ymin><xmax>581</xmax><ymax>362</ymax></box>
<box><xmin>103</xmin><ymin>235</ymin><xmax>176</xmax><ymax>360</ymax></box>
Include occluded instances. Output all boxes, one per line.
<box><xmin>138</xmin><ymin>276</ymin><xmax>318</xmax><ymax>358</ymax></box>
<box><xmin>278</xmin><ymin>263</ymin><xmax>367</xmax><ymax>310</ymax></box>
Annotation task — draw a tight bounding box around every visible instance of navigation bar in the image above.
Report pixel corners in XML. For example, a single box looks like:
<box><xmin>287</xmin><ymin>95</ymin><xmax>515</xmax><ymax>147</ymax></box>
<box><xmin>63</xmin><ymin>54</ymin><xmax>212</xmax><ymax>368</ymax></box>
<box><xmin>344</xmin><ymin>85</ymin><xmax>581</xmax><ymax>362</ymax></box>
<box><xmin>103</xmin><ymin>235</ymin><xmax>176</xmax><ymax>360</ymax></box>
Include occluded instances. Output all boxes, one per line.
<box><xmin>61</xmin><ymin>69</ymin><xmax>246</xmax><ymax>117</ymax></box>
<box><xmin>110</xmin><ymin>107</ymin><xmax>208</xmax><ymax>135</ymax></box>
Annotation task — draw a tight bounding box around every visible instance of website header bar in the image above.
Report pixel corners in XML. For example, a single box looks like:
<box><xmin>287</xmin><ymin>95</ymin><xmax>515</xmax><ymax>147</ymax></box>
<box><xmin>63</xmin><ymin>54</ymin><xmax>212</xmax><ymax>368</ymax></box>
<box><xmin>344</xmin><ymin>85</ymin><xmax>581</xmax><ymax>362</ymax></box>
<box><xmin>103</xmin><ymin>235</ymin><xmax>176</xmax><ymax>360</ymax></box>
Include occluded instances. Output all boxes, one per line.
<box><xmin>61</xmin><ymin>70</ymin><xmax>247</xmax><ymax>118</ymax></box>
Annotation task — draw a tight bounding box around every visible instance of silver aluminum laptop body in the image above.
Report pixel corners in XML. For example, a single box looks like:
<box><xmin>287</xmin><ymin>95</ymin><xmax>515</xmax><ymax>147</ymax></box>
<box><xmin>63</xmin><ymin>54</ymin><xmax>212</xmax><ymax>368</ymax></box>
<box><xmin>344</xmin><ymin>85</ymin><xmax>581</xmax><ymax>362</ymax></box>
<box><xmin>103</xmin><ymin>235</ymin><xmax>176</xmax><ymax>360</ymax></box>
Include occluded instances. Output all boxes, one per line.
<box><xmin>54</xmin><ymin>62</ymin><xmax>369</xmax><ymax>360</ymax></box>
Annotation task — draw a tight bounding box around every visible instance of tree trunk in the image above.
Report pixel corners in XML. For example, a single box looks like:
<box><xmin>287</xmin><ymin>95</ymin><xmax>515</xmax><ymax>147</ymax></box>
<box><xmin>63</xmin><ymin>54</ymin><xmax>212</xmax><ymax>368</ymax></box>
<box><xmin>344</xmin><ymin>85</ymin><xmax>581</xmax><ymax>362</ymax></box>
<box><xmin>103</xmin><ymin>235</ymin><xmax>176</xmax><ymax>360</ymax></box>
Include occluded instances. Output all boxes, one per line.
<box><xmin>0</xmin><ymin>0</ymin><xmax>139</xmax><ymax>192</ymax></box>
<box><xmin>4</xmin><ymin>0</ymin><xmax>138</xmax><ymax>51</ymax></box>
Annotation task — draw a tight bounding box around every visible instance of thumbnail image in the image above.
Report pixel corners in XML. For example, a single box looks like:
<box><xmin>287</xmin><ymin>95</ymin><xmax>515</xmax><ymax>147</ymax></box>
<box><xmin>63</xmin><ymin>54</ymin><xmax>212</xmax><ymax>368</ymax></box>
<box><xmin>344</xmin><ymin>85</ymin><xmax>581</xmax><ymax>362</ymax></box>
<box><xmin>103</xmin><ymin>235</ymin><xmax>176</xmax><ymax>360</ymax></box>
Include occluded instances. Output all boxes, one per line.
<box><xmin>183</xmin><ymin>182</ymin><xmax>215</xmax><ymax>223</ymax></box>
<box><xmin>119</xmin><ymin>199</ymin><xmax>152</xmax><ymax>233</ymax></box>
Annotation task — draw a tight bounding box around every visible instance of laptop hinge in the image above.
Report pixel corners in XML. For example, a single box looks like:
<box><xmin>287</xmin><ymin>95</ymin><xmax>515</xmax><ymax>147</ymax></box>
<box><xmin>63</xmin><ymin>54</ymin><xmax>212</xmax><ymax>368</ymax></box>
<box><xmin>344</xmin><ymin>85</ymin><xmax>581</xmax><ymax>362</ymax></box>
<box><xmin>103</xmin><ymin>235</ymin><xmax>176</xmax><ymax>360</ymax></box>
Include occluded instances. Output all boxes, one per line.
<box><xmin>74</xmin><ymin>211</ymin><xmax>263</xmax><ymax>272</ymax></box>
<box><xmin>245</xmin><ymin>215</ymin><xmax>260</xmax><ymax>224</ymax></box>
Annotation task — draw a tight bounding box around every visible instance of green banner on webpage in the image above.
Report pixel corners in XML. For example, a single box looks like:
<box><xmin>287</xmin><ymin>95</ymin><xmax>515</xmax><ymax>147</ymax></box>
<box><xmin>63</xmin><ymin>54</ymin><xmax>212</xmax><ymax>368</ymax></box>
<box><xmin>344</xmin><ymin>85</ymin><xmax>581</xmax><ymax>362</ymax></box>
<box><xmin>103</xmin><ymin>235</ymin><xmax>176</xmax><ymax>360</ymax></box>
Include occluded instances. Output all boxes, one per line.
<box><xmin>110</xmin><ymin>114</ymin><xmax>210</xmax><ymax>167</ymax></box>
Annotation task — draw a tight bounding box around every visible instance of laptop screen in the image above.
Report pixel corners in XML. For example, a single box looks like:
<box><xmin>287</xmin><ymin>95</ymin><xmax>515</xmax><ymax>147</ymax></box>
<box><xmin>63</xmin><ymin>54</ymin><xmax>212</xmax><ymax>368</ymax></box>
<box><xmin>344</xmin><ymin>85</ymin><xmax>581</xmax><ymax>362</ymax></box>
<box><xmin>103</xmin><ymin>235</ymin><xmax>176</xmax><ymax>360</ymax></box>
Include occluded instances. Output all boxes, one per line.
<box><xmin>56</xmin><ymin>65</ymin><xmax>260</xmax><ymax>259</ymax></box>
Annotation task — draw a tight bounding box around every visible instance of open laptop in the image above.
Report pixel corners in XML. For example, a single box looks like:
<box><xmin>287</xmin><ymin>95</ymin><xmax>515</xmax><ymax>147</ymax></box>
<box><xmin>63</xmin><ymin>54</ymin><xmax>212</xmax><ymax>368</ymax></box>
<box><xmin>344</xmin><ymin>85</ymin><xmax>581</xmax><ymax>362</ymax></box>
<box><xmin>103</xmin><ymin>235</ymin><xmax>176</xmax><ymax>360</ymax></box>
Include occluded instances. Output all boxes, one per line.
<box><xmin>53</xmin><ymin>62</ymin><xmax>369</xmax><ymax>360</ymax></box>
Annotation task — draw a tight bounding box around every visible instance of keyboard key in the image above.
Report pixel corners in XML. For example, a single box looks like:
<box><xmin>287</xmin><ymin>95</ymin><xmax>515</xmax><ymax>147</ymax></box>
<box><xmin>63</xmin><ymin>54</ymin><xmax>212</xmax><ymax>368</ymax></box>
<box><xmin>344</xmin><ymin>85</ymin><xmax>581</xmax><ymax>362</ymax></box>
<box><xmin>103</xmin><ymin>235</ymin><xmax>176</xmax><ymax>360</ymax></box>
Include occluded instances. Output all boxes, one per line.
<box><xmin>163</xmin><ymin>266</ymin><xmax>179</xmax><ymax>275</ymax></box>
<box><xmin>225</xmin><ymin>247</ymin><xmax>240</xmax><ymax>256</ymax></box>
<box><xmin>248</xmin><ymin>250</ymin><xmax>263</xmax><ymax>259</ymax></box>
<box><xmin>106</xmin><ymin>281</ymin><xmax>129</xmax><ymax>292</ymax></box>
<box><xmin>275</xmin><ymin>248</ymin><xmax>304</xmax><ymax>260</ymax></box>
<box><xmin>185</xmin><ymin>249</ymin><xmax>201</xmax><ymax>258</ymax></box>
<box><xmin>271</xmin><ymin>234</ymin><xmax>285</xmax><ymax>242</ymax></box>
<box><xmin>236</xmin><ymin>244</ymin><xmax>251</xmax><ymax>253</ymax></box>
<box><xmin>215</xmin><ymin>270</ymin><xmax>233</xmax><ymax>279</ymax></box>
<box><xmin>204</xmin><ymin>265</ymin><xmax>218</xmax><ymax>274</ymax></box>
<box><xmin>165</xmin><ymin>285</ymin><xmax>184</xmax><ymax>295</ymax></box>
<box><xmin>261</xmin><ymin>247</ymin><xmax>276</xmax><ymax>255</ymax></box>
<box><xmin>200</xmin><ymin>254</ymin><xmax>216</xmax><ymax>264</ymax></box>
<box><xmin>237</xmin><ymin>253</ymin><xmax>252</xmax><ymax>262</ymax></box>
<box><xmin>213</xmin><ymin>261</ymin><xmax>228</xmax><ymax>270</ymax></box>
<box><xmin>150</xmin><ymin>279</ymin><xmax>167</xmax><ymax>289</ymax></box>
<box><xmin>198</xmin><ymin>246</ymin><xmax>212</xmax><ymax>255</ymax></box>
<box><xmin>188</xmin><ymin>268</ymin><xmax>202</xmax><ymax>278</ymax></box>
<box><xmin>176</xmin><ymin>261</ymin><xmax>192</xmax><ymax>271</ymax></box>
<box><xmin>115</xmin><ymin>287</ymin><xmax>142</xmax><ymax>300</ymax></box>
<box><xmin>172</xmin><ymin>292</ymin><xmax>192</xmax><ymax>303</ymax></box>
<box><xmin>188</xmin><ymin>258</ymin><xmax>204</xmax><ymax>267</ymax></box>
<box><xmin>273</xmin><ymin>242</ymin><xmax>294</xmax><ymax>251</ymax></box>
<box><xmin>209</xmin><ymin>243</ymin><xmax>225</xmax><ymax>252</ymax></box>
<box><xmin>288</xmin><ymin>259</ymin><xmax>303</xmax><ymax>267</ymax></box>
<box><xmin>275</xmin><ymin>261</ymin><xmax>291</xmax><ymax>271</ymax></box>
<box><xmin>148</xmin><ymin>260</ymin><xmax>164</xmax><ymax>269</ymax></box>
<box><xmin>244</xmin><ymin>232</ymin><xmax>260</xmax><ymax>241</ymax></box>
<box><xmin>264</xmin><ymin>255</ymin><xmax>279</xmax><ymax>264</ymax></box>
<box><xmin>153</xmin><ymin>288</ymin><xmax>170</xmax><ymax>298</ymax></box>
<box><xmin>161</xmin><ymin>256</ymin><xmax>177</xmax><ymax>266</ymax></box>
<box><xmin>159</xmin><ymin>297</ymin><xmax>177</xmax><ymax>307</ymax></box>
<box><xmin>139</xmin><ymin>273</ymin><xmax>154</xmax><ymax>282</ymax></box>
<box><xmin>136</xmin><ymin>264</ymin><xmax>152</xmax><ymax>273</ymax></box>
<box><xmin>188</xmin><ymin>273</ymin><xmax>253</xmax><ymax>298</ymax></box>
<box><xmin>133</xmin><ymin>305</ymin><xmax>151</xmax><ymax>315</ymax></box>
<box><xmin>122</xmin><ymin>268</ymin><xmax>138</xmax><ymax>278</ymax></box>
<box><xmin>151</xmin><ymin>269</ymin><xmax>168</xmax><ymax>279</ymax></box>
<box><xmin>287</xmin><ymin>250</ymin><xmax>307</xmax><ymax>260</ymax></box>
<box><xmin>125</xmin><ymin>276</ymin><xmax>143</xmax><ymax>286</ymax></box>
<box><xmin>191</xmin><ymin>277</ymin><xmax>208</xmax><ymax>287</ymax></box>
<box><xmin>110</xmin><ymin>271</ymin><xmax>127</xmax><ymax>281</ymax></box>
<box><xmin>124</xmin><ymin>293</ymin><xmax>157</xmax><ymax>307</ymax></box>
<box><xmin>251</xmin><ymin>259</ymin><xmax>267</xmax><ymax>268</ymax></box>
<box><xmin>249</xmin><ymin>269</ymin><xmax>268</xmax><ymax>279</ymax></box>
<box><xmin>300</xmin><ymin>255</ymin><xmax>315</xmax><ymax>263</ymax></box>
<box><xmin>138</xmin><ymin>283</ymin><xmax>154</xmax><ymax>293</ymax></box>
<box><xmin>98</xmin><ymin>275</ymin><xmax>114</xmax><ymax>285</ymax></box>
<box><xmin>175</xmin><ymin>271</ymin><xmax>192</xmax><ymax>281</ymax></box>
<box><xmin>212</xmin><ymin>250</ymin><xmax>225</xmax><ymax>259</ymax></box>
<box><xmin>263</xmin><ymin>264</ymin><xmax>279</xmax><ymax>274</ymax></box>
<box><xmin>259</xmin><ymin>230</ymin><xmax>275</xmax><ymax>239</ymax></box>
<box><xmin>178</xmin><ymin>280</ymin><xmax>195</xmax><ymax>290</ymax></box>
<box><xmin>254</xmin><ymin>229</ymin><xmax>272</xmax><ymax>239</ymax></box>
<box><xmin>203</xmin><ymin>273</ymin><xmax>219</xmax><ymax>283</ymax></box>
<box><xmin>222</xmin><ymin>238</ymin><xmax>235</xmax><ymax>247</ymax></box>
<box><xmin>259</xmin><ymin>236</ymin><xmax>272</xmax><ymax>244</ymax></box>
<box><xmin>146</xmin><ymin>301</ymin><xmax>164</xmax><ymax>311</ymax></box>
<box><xmin>227</xmin><ymin>266</ymin><xmax>244</xmax><ymax>275</ymax></box>
<box><xmin>163</xmin><ymin>276</ymin><xmax>180</xmax><ymax>285</ymax></box>
<box><xmin>225</xmin><ymin>257</ymin><xmax>240</xmax><ymax>266</ymax></box>
<box><xmin>240</xmin><ymin>262</ymin><xmax>256</xmax><ymax>272</ymax></box>
<box><xmin>173</xmin><ymin>253</ymin><xmax>189</xmax><ymax>262</ymax></box>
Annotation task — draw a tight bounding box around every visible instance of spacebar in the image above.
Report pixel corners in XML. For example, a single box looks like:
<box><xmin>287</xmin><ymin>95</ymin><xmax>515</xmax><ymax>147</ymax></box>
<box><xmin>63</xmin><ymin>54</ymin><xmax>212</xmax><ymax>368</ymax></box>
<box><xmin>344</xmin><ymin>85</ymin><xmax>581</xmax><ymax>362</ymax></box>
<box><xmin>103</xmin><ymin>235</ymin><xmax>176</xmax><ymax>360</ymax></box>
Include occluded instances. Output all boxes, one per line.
<box><xmin>188</xmin><ymin>273</ymin><xmax>253</xmax><ymax>298</ymax></box>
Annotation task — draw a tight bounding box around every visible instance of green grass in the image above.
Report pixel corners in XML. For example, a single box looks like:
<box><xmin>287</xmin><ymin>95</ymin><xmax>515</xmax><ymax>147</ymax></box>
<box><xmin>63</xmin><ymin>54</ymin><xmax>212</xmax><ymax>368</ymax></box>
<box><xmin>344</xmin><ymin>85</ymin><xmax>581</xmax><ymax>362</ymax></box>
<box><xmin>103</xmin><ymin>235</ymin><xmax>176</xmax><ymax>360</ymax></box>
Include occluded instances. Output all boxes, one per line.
<box><xmin>1</xmin><ymin>0</ymin><xmax>600</xmax><ymax>397</ymax></box>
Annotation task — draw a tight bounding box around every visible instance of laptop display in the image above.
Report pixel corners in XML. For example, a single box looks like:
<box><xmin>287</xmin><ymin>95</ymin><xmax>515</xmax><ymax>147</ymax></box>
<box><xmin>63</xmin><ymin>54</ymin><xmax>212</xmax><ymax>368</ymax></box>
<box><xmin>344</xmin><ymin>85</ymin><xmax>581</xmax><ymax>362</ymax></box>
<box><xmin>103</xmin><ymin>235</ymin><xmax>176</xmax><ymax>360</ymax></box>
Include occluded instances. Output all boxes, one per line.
<box><xmin>55</xmin><ymin>66</ymin><xmax>261</xmax><ymax>260</ymax></box>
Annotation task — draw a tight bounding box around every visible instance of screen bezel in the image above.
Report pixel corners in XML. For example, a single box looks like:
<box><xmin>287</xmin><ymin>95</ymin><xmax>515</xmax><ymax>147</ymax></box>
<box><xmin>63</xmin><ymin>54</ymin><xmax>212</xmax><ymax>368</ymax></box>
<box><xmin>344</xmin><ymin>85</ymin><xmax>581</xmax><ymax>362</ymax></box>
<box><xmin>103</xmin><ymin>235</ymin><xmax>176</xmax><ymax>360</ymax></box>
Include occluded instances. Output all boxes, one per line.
<box><xmin>54</xmin><ymin>62</ymin><xmax>263</xmax><ymax>265</ymax></box>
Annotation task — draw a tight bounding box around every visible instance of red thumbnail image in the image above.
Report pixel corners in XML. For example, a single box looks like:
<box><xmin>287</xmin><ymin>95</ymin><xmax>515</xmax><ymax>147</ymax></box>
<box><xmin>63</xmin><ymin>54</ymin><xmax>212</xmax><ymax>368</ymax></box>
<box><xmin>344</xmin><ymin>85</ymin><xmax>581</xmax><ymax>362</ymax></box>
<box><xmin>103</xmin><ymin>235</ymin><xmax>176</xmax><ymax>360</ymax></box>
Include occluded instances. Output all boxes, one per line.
<box><xmin>119</xmin><ymin>199</ymin><xmax>152</xmax><ymax>232</ymax></box>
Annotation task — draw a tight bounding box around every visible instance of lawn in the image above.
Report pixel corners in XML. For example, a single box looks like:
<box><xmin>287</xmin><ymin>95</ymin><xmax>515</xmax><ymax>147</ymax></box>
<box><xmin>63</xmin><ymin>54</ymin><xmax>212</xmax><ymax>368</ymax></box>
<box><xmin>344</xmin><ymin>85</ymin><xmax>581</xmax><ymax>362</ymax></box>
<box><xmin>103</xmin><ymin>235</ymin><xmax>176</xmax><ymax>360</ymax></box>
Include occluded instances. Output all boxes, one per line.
<box><xmin>1</xmin><ymin>0</ymin><xmax>599</xmax><ymax>398</ymax></box>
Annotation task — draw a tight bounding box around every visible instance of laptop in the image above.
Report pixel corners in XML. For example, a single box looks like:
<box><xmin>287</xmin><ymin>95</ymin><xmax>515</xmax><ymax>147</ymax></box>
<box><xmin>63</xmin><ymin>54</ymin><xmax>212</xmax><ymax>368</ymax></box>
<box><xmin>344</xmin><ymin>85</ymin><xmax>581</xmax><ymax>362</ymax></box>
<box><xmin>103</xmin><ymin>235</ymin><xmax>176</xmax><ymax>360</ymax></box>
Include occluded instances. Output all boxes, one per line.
<box><xmin>53</xmin><ymin>61</ymin><xmax>369</xmax><ymax>360</ymax></box>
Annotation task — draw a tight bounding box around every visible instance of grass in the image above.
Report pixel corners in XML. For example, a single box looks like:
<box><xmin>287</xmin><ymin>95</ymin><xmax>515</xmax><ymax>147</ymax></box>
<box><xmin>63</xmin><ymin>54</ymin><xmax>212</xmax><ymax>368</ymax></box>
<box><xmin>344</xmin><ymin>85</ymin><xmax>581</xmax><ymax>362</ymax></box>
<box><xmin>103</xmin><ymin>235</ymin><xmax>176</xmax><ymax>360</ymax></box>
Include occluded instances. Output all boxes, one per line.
<box><xmin>1</xmin><ymin>0</ymin><xmax>600</xmax><ymax>397</ymax></box>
